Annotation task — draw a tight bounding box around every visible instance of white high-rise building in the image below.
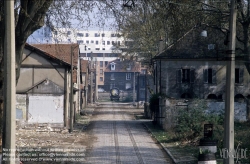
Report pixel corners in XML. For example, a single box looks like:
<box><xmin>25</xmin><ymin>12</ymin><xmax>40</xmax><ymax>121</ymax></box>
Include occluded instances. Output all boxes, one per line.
<box><xmin>27</xmin><ymin>26</ymin><xmax>126</xmax><ymax>88</ymax></box>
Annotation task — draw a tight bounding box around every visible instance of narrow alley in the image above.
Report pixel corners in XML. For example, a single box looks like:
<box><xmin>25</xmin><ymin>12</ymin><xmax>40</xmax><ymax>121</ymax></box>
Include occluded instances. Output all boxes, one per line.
<box><xmin>85</xmin><ymin>103</ymin><xmax>172</xmax><ymax>164</ymax></box>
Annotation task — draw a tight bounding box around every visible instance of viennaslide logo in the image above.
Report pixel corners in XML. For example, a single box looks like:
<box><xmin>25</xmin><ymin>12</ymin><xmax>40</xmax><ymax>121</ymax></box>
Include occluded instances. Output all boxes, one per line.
<box><xmin>219</xmin><ymin>148</ymin><xmax>248</xmax><ymax>162</ymax></box>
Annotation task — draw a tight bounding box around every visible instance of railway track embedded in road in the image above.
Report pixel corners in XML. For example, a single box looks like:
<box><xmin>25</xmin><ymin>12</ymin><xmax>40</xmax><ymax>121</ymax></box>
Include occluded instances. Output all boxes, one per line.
<box><xmin>122</xmin><ymin>114</ymin><xmax>144</xmax><ymax>164</ymax></box>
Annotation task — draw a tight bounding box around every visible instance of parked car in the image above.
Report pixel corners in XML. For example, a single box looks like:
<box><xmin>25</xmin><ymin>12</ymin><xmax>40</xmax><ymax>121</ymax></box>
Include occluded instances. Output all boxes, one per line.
<box><xmin>98</xmin><ymin>88</ymin><xmax>105</xmax><ymax>92</ymax></box>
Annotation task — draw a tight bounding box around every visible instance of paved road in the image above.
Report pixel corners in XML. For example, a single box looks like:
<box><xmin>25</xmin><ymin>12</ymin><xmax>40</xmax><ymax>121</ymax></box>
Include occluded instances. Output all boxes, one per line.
<box><xmin>85</xmin><ymin>103</ymin><xmax>173</xmax><ymax>164</ymax></box>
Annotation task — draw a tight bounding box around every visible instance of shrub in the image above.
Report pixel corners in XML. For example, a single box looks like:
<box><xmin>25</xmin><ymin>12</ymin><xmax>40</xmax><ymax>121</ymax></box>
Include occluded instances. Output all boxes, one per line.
<box><xmin>149</xmin><ymin>93</ymin><xmax>161</xmax><ymax>114</ymax></box>
<box><xmin>174</xmin><ymin>99</ymin><xmax>224</xmax><ymax>142</ymax></box>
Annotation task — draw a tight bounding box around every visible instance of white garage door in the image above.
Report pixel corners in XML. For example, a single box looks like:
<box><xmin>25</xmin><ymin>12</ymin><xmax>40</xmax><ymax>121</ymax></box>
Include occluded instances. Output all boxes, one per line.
<box><xmin>28</xmin><ymin>95</ymin><xmax>64</xmax><ymax>123</ymax></box>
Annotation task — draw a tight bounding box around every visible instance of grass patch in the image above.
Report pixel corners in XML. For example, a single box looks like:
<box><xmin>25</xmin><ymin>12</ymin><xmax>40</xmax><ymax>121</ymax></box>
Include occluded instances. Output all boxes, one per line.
<box><xmin>144</xmin><ymin>121</ymin><xmax>199</xmax><ymax>161</ymax></box>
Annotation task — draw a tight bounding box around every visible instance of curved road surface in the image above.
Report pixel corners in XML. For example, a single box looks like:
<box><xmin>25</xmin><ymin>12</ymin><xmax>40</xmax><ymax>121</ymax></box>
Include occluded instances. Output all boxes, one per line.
<box><xmin>85</xmin><ymin>102</ymin><xmax>173</xmax><ymax>164</ymax></box>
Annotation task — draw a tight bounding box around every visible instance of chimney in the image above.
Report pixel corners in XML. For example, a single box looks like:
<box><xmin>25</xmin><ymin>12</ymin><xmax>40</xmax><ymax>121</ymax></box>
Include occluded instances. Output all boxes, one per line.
<box><xmin>159</xmin><ymin>38</ymin><xmax>164</xmax><ymax>53</ymax></box>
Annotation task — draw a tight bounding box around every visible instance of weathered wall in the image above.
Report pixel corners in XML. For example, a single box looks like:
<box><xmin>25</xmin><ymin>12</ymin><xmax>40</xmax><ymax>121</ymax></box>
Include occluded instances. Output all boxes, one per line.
<box><xmin>16</xmin><ymin>94</ymin><xmax>27</xmax><ymax>120</ymax></box>
<box><xmin>159</xmin><ymin>98</ymin><xmax>248</xmax><ymax>130</ymax></box>
<box><xmin>157</xmin><ymin>60</ymin><xmax>250</xmax><ymax>99</ymax></box>
<box><xmin>207</xmin><ymin>101</ymin><xmax>247</xmax><ymax>122</ymax></box>
<box><xmin>17</xmin><ymin>68</ymin><xmax>65</xmax><ymax>91</ymax></box>
<box><xmin>104</xmin><ymin>72</ymin><xmax>138</xmax><ymax>91</ymax></box>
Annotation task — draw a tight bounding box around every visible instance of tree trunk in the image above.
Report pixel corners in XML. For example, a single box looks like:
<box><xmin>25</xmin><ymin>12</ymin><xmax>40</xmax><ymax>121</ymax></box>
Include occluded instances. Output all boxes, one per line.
<box><xmin>0</xmin><ymin>0</ymin><xmax>53</xmax><ymax>143</ymax></box>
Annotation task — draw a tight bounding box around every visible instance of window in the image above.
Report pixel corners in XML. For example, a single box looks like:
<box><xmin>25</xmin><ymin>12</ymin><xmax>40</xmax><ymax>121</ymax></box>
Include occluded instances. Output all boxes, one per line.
<box><xmin>96</xmin><ymin>41</ymin><xmax>99</xmax><ymax>45</ymax></box>
<box><xmin>126</xmin><ymin>73</ymin><xmax>131</xmax><ymax>80</ymax></box>
<box><xmin>95</xmin><ymin>48</ymin><xmax>100</xmax><ymax>50</ymax></box>
<box><xmin>111</xmin><ymin>73</ymin><xmax>115</xmax><ymax>80</ymax></box>
<box><xmin>91</xmin><ymin>40</ymin><xmax>94</xmax><ymax>43</ymax></box>
<box><xmin>125</xmin><ymin>83</ymin><xmax>131</xmax><ymax>90</ymax></box>
<box><xmin>110</xmin><ymin>82</ymin><xmax>115</xmax><ymax>89</ymax></box>
<box><xmin>77</xmin><ymin>33</ymin><xmax>84</xmax><ymax>37</ymax></box>
<box><xmin>67</xmin><ymin>31</ymin><xmax>71</xmax><ymax>36</ymax></box>
<box><xmin>235</xmin><ymin>68</ymin><xmax>244</xmax><ymax>84</ymax></box>
<box><xmin>77</xmin><ymin>40</ymin><xmax>83</xmax><ymax>44</ymax></box>
<box><xmin>97</xmin><ymin>54</ymin><xmax>103</xmax><ymax>57</ymax></box>
<box><xmin>111</xmin><ymin>33</ymin><xmax>116</xmax><ymax>37</ymax></box>
<box><xmin>100</xmin><ymin>69</ymin><xmax>103</xmax><ymax>75</ymax></box>
<box><xmin>141</xmin><ymin>69</ymin><xmax>146</xmax><ymax>74</ymax></box>
<box><xmin>100</xmin><ymin>77</ymin><xmax>103</xmax><ymax>81</ymax></box>
<box><xmin>85</xmin><ymin>33</ymin><xmax>89</xmax><ymax>37</ymax></box>
<box><xmin>176</xmin><ymin>69</ymin><xmax>195</xmax><ymax>83</ymax></box>
<box><xmin>102</xmin><ymin>41</ymin><xmax>105</xmax><ymax>45</ymax></box>
<box><xmin>126</xmin><ymin>64</ymin><xmax>131</xmax><ymax>70</ymax></box>
<box><xmin>105</xmin><ymin>61</ymin><xmax>108</xmax><ymax>66</ymax></box>
<box><xmin>102</xmin><ymin>33</ymin><xmax>105</xmax><ymax>37</ymax></box>
<box><xmin>102</xmin><ymin>48</ymin><xmax>105</xmax><ymax>50</ymax></box>
<box><xmin>86</xmin><ymin>40</ymin><xmax>89</xmax><ymax>44</ymax></box>
<box><xmin>110</xmin><ymin>62</ymin><xmax>115</xmax><ymax>70</ymax></box>
<box><xmin>95</xmin><ymin>33</ymin><xmax>100</xmax><ymax>37</ymax></box>
<box><xmin>107</xmin><ymin>41</ymin><xmax>110</xmax><ymax>45</ymax></box>
<box><xmin>203</xmin><ymin>68</ymin><xmax>216</xmax><ymax>84</ymax></box>
<box><xmin>112</xmin><ymin>41</ymin><xmax>116</xmax><ymax>45</ymax></box>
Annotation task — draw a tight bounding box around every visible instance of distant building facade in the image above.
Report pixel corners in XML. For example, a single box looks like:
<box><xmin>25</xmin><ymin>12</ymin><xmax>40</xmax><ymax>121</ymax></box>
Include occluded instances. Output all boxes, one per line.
<box><xmin>27</xmin><ymin>26</ymin><xmax>127</xmax><ymax>90</ymax></box>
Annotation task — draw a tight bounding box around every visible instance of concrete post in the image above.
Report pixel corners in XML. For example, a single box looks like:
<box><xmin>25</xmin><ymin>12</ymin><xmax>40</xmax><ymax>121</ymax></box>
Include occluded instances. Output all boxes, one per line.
<box><xmin>3</xmin><ymin>1</ymin><xmax>16</xmax><ymax>163</ymax></box>
<box><xmin>224</xmin><ymin>0</ymin><xmax>237</xmax><ymax>163</ymax></box>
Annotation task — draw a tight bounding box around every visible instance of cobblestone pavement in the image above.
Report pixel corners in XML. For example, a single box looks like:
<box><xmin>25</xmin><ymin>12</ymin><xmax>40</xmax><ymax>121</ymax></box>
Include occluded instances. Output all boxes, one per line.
<box><xmin>85</xmin><ymin>103</ymin><xmax>173</xmax><ymax>164</ymax></box>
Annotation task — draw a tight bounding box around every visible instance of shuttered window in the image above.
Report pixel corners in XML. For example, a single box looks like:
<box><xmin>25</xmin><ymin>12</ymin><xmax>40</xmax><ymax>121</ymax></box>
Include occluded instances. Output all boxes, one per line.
<box><xmin>235</xmin><ymin>68</ymin><xmax>244</xmax><ymax>84</ymax></box>
<box><xmin>203</xmin><ymin>68</ymin><xmax>216</xmax><ymax>84</ymax></box>
<box><xmin>177</xmin><ymin>69</ymin><xmax>195</xmax><ymax>83</ymax></box>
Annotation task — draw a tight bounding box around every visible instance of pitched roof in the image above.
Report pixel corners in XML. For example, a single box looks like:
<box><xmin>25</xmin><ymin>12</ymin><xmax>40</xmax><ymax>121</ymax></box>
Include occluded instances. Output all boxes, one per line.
<box><xmin>105</xmin><ymin>59</ymin><xmax>141</xmax><ymax>72</ymax></box>
<box><xmin>30</xmin><ymin>44</ymin><xmax>79</xmax><ymax>67</ymax></box>
<box><xmin>155</xmin><ymin>26</ymin><xmax>229</xmax><ymax>60</ymax></box>
<box><xmin>25</xmin><ymin>43</ymin><xmax>79</xmax><ymax>83</ymax></box>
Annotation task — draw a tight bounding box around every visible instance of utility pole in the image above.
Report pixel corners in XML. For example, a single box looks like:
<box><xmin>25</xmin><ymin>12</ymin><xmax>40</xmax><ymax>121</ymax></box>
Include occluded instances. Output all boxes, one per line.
<box><xmin>224</xmin><ymin>0</ymin><xmax>237</xmax><ymax>163</ymax></box>
<box><xmin>69</xmin><ymin>46</ymin><xmax>74</xmax><ymax>133</ymax></box>
<box><xmin>133</xmin><ymin>71</ymin><xmax>135</xmax><ymax>105</ymax></box>
<box><xmin>3</xmin><ymin>0</ymin><xmax>16</xmax><ymax>163</ymax></box>
<box><xmin>84</xmin><ymin>68</ymin><xmax>88</xmax><ymax>108</ymax></box>
<box><xmin>137</xmin><ymin>73</ymin><xmax>140</xmax><ymax>108</ymax></box>
<box><xmin>90</xmin><ymin>57</ymin><xmax>93</xmax><ymax>104</ymax></box>
<box><xmin>95</xmin><ymin>59</ymin><xmax>98</xmax><ymax>102</ymax></box>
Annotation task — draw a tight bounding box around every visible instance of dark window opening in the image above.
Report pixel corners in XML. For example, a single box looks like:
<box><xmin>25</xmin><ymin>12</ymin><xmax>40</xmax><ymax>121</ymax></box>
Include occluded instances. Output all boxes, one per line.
<box><xmin>177</xmin><ymin>69</ymin><xmax>195</xmax><ymax>83</ymax></box>
<box><xmin>208</xmin><ymin>69</ymin><xmax>212</xmax><ymax>83</ymax></box>
<box><xmin>207</xmin><ymin>94</ymin><xmax>217</xmax><ymax>99</ymax></box>
<box><xmin>204</xmin><ymin>68</ymin><xmax>216</xmax><ymax>84</ymax></box>
<box><xmin>182</xmin><ymin>69</ymin><xmax>190</xmax><ymax>83</ymax></box>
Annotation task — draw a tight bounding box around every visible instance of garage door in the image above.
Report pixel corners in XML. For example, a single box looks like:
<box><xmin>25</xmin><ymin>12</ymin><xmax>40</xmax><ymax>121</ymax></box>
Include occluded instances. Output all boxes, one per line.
<box><xmin>28</xmin><ymin>95</ymin><xmax>64</xmax><ymax>123</ymax></box>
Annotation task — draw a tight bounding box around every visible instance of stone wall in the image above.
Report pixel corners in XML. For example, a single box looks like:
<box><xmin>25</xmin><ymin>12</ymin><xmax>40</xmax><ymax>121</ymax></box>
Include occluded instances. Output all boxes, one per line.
<box><xmin>157</xmin><ymin>98</ymin><xmax>248</xmax><ymax>130</ymax></box>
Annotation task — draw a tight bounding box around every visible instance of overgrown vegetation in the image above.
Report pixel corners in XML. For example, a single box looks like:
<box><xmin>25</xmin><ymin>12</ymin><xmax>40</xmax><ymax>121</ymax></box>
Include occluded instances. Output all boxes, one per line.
<box><xmin>174</xmin><ymin>99</ymin><xmax>224</xmax><ymax>144</ymax></box>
